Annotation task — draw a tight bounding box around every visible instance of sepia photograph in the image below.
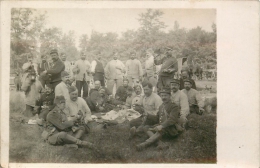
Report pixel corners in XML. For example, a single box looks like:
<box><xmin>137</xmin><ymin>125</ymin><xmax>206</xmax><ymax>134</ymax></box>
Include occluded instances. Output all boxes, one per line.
<box><xmin>8</xmin><ymin>7</ymin><xmax>218</xmax><ymax>164</ymax></box>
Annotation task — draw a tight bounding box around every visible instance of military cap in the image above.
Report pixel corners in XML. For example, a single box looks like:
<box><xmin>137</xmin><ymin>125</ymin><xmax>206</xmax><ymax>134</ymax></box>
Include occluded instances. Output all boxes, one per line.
<box><xmin>61</xmin><ymin>71</ymin><xmax>70</xmax><ymax>77</ymax></box>
<box><xmin>159</xmin><ymin>87</ymin><xmax>171</xmax><ymax>95</ymax></box>
<box><xmin>54</xmin><ymin>95</ymin><xmax>65</xmax><ymax>104</ymax></box>
<box><xmin>50</xmin><ymin>48</ymin><xmax>58</xmax><ymax>55</ymax></box>
<box><xmin>68</xmin><ymin>85</ymin><xmax>77</xmax><ymax>93</ymax></box>
<box><xmin>123</xmin><ymin>78</ymin><xmax>129</xmax><ymax>82</ymax></box>
<box><xmin>183</xmin><ymin>79</ymin><xmax>193</xmax><ymax>84</ymax></box>
<box><xmin>170</xmin><ymin>79</ymin><xmax>180</xmax><ymax>85</ymax></box>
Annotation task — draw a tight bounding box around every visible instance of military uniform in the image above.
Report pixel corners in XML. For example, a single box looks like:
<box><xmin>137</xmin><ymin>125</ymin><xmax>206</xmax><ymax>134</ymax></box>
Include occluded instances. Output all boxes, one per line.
<box><xmin>45</xmin><ymin>106</ymin><xmax>86</xmax><ymax>145</ymax></box>
<box><xmin>135</xmin><ymin>88</ymin><xmax>181</xmax><ymax>151</ymax></box>
<box><xmin>36</xmin><ymin>91</ymin><xmax>55</xmax><ymax>120</ymax></box>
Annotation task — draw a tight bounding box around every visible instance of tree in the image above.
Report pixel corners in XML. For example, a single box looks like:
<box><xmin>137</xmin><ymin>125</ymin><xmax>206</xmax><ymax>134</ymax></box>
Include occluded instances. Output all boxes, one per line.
<box><xmin>59</xmin><ymin>31</ymin><xmax>79</xmax><ymax>61</ymax></box>
<box><xmin>11</xmin><ymin>8</ymin><xmax>46</xmax><ymax>69</ymax></box>
<box><xmin>79</xmin><ymin>34</ymin><xmax>88</xmax><ymax>52</ymax></box>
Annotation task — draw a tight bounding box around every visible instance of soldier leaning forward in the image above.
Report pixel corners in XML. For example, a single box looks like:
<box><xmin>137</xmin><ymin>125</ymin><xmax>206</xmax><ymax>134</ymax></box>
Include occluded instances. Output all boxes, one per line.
<box><xmin>35</xmin><ymin>84</ymin><xmax>55</xmax><ymax>121</ymax></box>
<box><xmin>133</xmin><ymin>87</ymin><xmax>183</xmax><ymax>151</ymax></box>
<box><xmin>42</xmin><ymin>96</ymin><xmax>94</xmax><ymax>149</ymax></box>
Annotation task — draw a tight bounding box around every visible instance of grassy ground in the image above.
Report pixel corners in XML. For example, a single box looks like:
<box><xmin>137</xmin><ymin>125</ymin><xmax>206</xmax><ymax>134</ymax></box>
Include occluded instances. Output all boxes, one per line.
<box><xmin>9</xmin><ymin>89</ymin><xmax>216</xmax><ymax>163</ymax></box>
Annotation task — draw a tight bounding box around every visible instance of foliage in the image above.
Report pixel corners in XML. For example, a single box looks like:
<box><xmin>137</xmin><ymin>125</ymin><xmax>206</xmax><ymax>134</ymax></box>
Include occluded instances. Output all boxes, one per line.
<box><xmin>11</xmin><ymin>8</ymin><xmax>216</xmax><ymax>71</ymax></box>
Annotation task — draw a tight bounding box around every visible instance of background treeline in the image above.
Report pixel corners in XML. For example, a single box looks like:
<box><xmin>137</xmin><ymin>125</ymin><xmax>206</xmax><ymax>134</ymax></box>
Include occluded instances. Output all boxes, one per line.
<box><xmin>11</xmin><ymin>8</ymin><xmax>216</xmax><ymax>72</ymax></box>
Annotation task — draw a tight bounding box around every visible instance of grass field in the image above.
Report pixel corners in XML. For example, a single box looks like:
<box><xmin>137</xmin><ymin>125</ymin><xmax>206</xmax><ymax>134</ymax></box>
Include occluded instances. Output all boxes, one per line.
<box><xmin>9</xmin><ymin>82</ymin><xmax>217</xmax><ymax>163</ymax></box>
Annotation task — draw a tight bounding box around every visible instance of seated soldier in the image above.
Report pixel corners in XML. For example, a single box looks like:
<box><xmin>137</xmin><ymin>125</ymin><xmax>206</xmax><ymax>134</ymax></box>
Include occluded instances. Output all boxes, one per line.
<box><xmin>131</xmin><ymin>84</ymin><xmax>144</xmax><ymax>111</ymax></box>
<box><xmin>129</xmin><ymin>82</ymin><xmax>163</xmax><ymax>136</ymax></box>
<box><xmin>98</xmin><ymin>88</ymin><xmax>117</xmax><ymax>112</ymax></box>
<box><xmin>182</xmin><ymin>79</ymin><xmax>204</xmax><ymax>115</ymax></box>
<box><xmin>179</xmin><ymin>70</ymin><xmax>196</xmax><ymax>90</ymax></box>
<box><xmin>36</xmin><ymin>84</ymin><xmax>55</xmax><ymax>121</ymax></box>
<box><xmin>45</xmin><ymin>96</ymin><xmax>94</xmax><ymax>149</ymax></box>
<box><xmin>89</xmin><ymin>80</ymin><xmax>111</xmax><ymax>97</ymax></box>
<box><xmin>124</xmin><ymin>87</ymin><xmax>136</xmax><ymax>109</ymax></box>
<box><xmin>55</xmin><ymin>71</ymin><xmax>71</xmax><ymax>101</ymax></box>
<box><xmin>86</xmin><ymin>90</ymin><xmax>101</xmax><ymax>113</ymax></box>
<box><xmin>135</xmin><ymin>87</ymin><xmax>181</xmax><ymax>151</ymax></box>
<box><xmin>64</xmin><ymin>86</ymin><xmax>92</xmax><ymax>133</ymax></box>
<box><xmin>115</xmin><ymin>78</ymin><xmax>133</xmax><ymax>103</ymax></box>
<box><xmin>170</xmin><ymin>79</ymin><xmax>189</xmax><ymax>128</ymax></box>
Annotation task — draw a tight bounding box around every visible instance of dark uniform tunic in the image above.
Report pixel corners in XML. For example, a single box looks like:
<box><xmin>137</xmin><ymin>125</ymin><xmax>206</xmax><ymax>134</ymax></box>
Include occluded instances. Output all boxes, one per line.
<box><xmin>156</xmin><ymin>101</ymin><xmax>180</xmax><ymax>137</ymax></box>
<box><xmin>115</xmin><ymin>85</ymin><xmax>133</xmax><ymax>102</ymax></box>
<box><xmin>154</xmin><ymin>57</ymin><xmax>178</xmax><ymax>92</ymax></box>
<box><xmin>46</xmin><ymin>59</ymin><xmax>65</xmax><ymax>89</ymax></box>
<box><xmin>36</xmin><ymin>92</ymin><xmax>55</xmax><ymax>120</ymax></box>
<box><xmin>93</xmin><ymin>59</ymin><xmax>105</xmax><ymax>86</ymax></box>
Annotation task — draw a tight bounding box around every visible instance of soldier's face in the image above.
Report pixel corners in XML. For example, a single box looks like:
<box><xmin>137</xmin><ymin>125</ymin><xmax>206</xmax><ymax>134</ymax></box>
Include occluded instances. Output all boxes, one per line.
<box><xmin>81</xmin><ymin>54</ymin><xmax>86</xmax><ymax>60</ymax></box>
<box><xmin>184</xmin><ymin>82</ymin><xmax>192</xmax><ymax>90</ymax></box>
<box><xmin>61</xmin><ymin>55</ymin><xmax>66</xmax><ymax>61</ymax></box>
<box><xmin>123</xmin><ymin>81</ymin><xmax>128</xmax><ymax>87</ymax></box>
<box><xmin>45</xmin><ymin>86</ymin><xmax>52</xmax><ymax>94</ymax></box>
<box><xmin>143</xmin><ymin>86</ymin><xmax>152</xmax><ymax>97</ymax></box>
<box><xmin>57</xmin><ymin>102</ymin><xmax>66</xmax><ymax>110</ymax></box>
<box><xmin>127</xmin><ymin>90</ymin><xmax>133</xmax><ymax>96</ymax></box>
<box><xmin>50</xmin><ymin>53</ymin><xmax>59</xmax><ymax>61</ymax></box>
<box><xmin>62</xmin><ymin>75</ymin><xmax>71</xmax><ymax>85</ymax></box>
<box><xmin>171</xmin><ymin>83</ymin><xmax>179</xmax><ymax>93</ymax></box>
<box><xmin>160</xmin><ymin>93</ymin><xmax>171</xmax><ymax>103</ymax></box>
<box><xmin>70</xmin><ymin>91</ymin><xmax>78</xmax><ymax>101</ymax></box>
<box><xmin>130</xmin><ymin>54</ymin><xmax>135</xmax><ymax>60</ymax></box>
<box><xmin>182</xmin><ymin>72</ymin><xmax>188</xmax><ymax>79</ymax></box>
<box><xmin>135</xmin><ymin>86</ymin><xmax>142</xmax><ymax>95</ymax></box>
<box><xmin>95</xmin><ymin>82</ymin><xmax>101</xmax><ymax>89</ymax></box>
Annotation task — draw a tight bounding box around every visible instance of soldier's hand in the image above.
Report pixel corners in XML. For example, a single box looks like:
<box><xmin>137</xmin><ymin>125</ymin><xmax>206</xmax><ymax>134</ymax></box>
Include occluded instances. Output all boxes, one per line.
<box><xmin>198</xmin><ymin>108</ymin><xmax>204</xmax><ymax>115</ymax></box>
<box><xmin>155</xmin><ymin>125</ymin><xmax>163</xmax><ymax>132</ymax></box>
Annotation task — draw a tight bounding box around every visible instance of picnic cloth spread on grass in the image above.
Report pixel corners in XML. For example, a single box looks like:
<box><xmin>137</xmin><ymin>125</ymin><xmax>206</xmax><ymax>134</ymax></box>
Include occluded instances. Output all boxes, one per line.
<box><xmin>91</xmin><ymin>109</ymin><xmax>141</xmax><ymax>124</ymax></box>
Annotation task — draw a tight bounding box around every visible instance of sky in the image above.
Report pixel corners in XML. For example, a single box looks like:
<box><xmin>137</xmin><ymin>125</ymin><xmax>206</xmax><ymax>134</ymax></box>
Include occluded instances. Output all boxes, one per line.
<box><xmin>37</xmin><ymin>8</ymin><xmax>216</xmax><ymax>47</ymax></box>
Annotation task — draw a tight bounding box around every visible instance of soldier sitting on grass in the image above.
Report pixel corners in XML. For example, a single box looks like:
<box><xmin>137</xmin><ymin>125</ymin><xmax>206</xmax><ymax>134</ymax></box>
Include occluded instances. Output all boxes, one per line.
<box><xmin>35</xmin><ymin>84</ymin><xmax>55</xmax><ymax>122</ymax></box>
<box><xmin>133</xmin><ymin>87</ymin><xmax>182</xmax><ymax>151</ymax></box>
<box><xmin>44</xmin><ymin>95</ymin><xmax>95</xmax><ymax>149</ymax></box>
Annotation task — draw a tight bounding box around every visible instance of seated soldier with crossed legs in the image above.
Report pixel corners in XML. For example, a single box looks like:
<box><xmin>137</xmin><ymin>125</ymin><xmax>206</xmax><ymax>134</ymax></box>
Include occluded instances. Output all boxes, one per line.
<box><xmin>135</xmin><ymin>87</ymin><xmax>181</xmax><ymax>151</ymax></box>
<box><xmin>45</xmin><ymin>95</ymin><xmax>95</xmax><ymax>149</ymax></box>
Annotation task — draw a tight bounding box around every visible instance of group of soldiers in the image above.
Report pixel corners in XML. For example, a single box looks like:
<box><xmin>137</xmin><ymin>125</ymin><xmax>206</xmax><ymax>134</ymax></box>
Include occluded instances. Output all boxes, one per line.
<box><xmin>19</xmin><ymin>47</ymin><xmax>205</xmax><ymax>151</ymax></box>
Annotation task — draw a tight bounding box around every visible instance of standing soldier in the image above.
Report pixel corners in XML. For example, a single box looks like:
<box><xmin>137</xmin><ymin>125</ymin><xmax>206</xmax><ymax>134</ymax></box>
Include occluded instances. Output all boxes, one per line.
<box><xmin>22</xmin><ymin>53</ymin><xmax>38</xmax><ymax>76</ymax></box>
<box><xmin>90</xmin><ymin>51</ymin><xmax>105</xmax><ymax>86</ymax></box>
<box><xmin>38</xmin><ymin>54</ymin><xmax>50</xmax><ymax>87</ymax></box>
<box><xmin>60</xmin><ymin>52</ymin><xmax>72</xmax><ymax>75</ymax></box>
<box><xmin>144</xmin><ymin>49</ymin><xmax>157</xmax><ymax>92</ymax></box>
<box><xmin>155</xmin><ymin>47</ymin><xmax>178</xmax><ymax>92</ymax></box>
<box><xmin>125</xmin><ymin>51</ymin><xmax>143</xmax><ymax>87</ymax></box>
<box><xmin>73</xmin><ymin>51</ymin><xmax>91</xmax><ymax>99</ymax></box>
<box><xmin>41</xmin><ymin>49</ymin><xmax>65</xmax><ymax>90</ymax></box>
<box><xmin>104</xmin><ymin>50</ymin><xmax>126</xmax><ymax>96</ymax></box>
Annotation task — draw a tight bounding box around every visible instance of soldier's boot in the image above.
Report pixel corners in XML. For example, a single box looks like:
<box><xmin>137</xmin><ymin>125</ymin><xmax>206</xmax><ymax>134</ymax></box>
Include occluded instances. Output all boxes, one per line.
<box><xmin>74</xmin><ymin>129</ymin><xmax>85</xmax><ymax>139</ymax></box>
<box><xmin>129</xmin><ymin>126</ymin><xmax>136</xmax><ymax>139</ymax></box>
<box><xmin>76</xmin><ymin>140</ymin><xmax>94</xmax><ymax>149</ymax></box>
<box><xmin>23</xmin><ymin>104</ymin><xmax>34</xmax><ymax>117</ymax></box>
<box><xmin>156</xmin><ymin>140</ymin><xmax>169</xmax><ymax>150</ymax></box>
<box><xmin>135</xmin><ymin>141</ymin><xmax>153</xmax><ymax>151</ymax></box>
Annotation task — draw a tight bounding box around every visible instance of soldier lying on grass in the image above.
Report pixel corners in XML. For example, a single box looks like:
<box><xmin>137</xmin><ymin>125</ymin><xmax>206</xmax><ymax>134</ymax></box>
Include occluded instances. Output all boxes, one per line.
<box><xmin>130</xmin><ymin>87</ymin><xmax>183</xmax><ymax>151</ymax></box>
<box><xmin>43</xmin><ymin>95</ymin><xmax>95</xmax><ymax>149</ymax></box>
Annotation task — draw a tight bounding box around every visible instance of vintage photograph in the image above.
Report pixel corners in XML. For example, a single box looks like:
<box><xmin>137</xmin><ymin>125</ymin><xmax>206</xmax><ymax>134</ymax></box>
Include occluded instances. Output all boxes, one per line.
<box><xmin>9</xmin><ymin>8</ymin><xmax>217</xmax><ymax>163</ymax></box>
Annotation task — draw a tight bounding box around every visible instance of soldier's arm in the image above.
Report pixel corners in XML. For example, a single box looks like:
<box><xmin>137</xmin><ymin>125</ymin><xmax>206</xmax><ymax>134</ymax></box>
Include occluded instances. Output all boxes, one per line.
<box><xmin>47</xmin><ymin>112</ymin><xmax>74</xmax><ymax>131</ymax></box>
<box><xmin>154</xmin><ymin>95</ymin><xmax>163</xmax><ymax>114</ymax></box>
<box><xmin>46</xmin><ymin>61</ymin><xmax>65</xmax><ymax>75</ymax></box>
<box><xmin>138</xmin><ymin>60</ymin><xmax>143</xmax><ymax>77</ymax></box>
<box><xmin>160</xmin><ymin>104</ymin><xmax>179</xmax><ymax>128</ymax></box>
<box><xmin>180</xmin><ymin>92</ymin><xmax>190</xmax><ymax>117</ymax></box>
<box><xmin>195</xmin><ymin>91</ymin><xmax>204</xmax><ymax>109</ymax></box>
